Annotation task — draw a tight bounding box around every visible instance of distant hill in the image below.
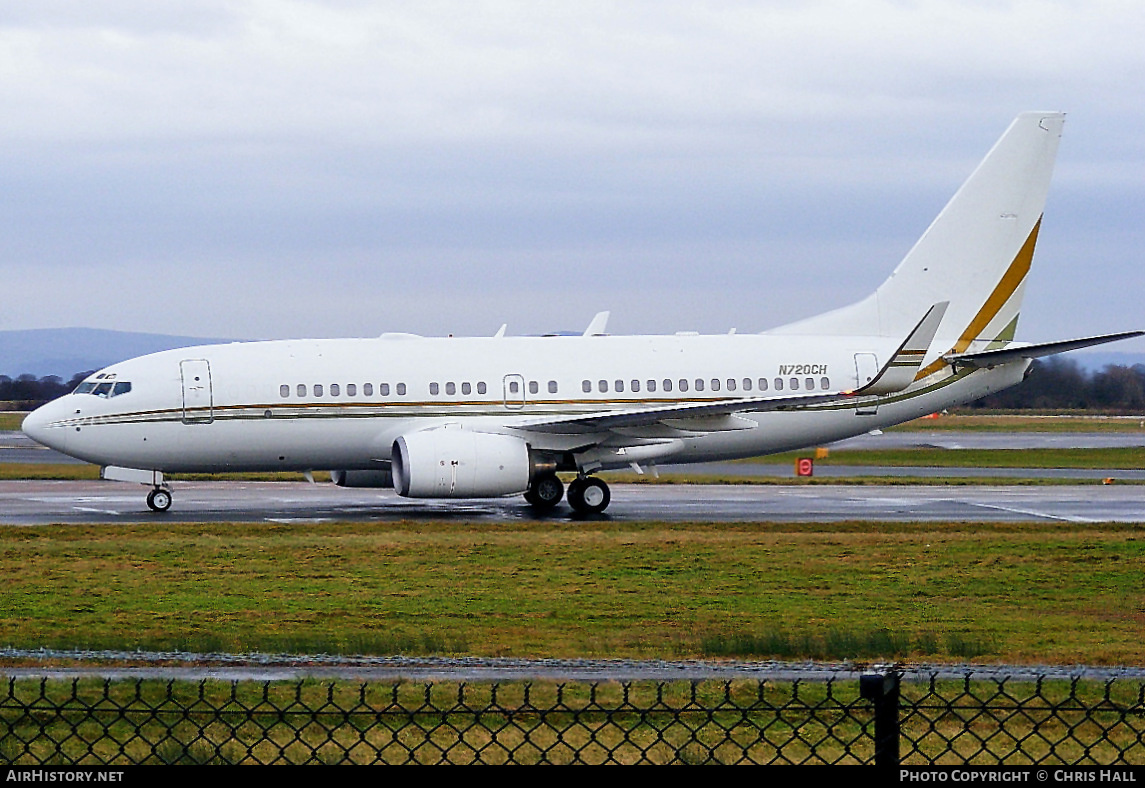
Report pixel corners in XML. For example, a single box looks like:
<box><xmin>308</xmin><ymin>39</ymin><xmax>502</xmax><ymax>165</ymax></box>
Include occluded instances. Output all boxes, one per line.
<box><xmin>0</xmin><ymin>328</ymin><xmax>241</xmax><ymax>379</ymax></box>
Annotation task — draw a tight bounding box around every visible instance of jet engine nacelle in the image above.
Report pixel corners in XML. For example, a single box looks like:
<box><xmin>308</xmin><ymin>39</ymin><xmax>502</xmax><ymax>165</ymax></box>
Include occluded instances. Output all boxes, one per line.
<box><xmin>392</xmin><ymin>427</ymin><xmax>531</xmax><ymax>498</ymax></box>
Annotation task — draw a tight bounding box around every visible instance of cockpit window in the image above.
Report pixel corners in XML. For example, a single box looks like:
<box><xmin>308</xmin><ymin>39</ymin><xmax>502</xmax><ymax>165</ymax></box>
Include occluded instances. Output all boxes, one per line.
<box><xmin>75</xmin><ymin>380</ymin><xmax>132</xmax><ymax>398</ymax></box>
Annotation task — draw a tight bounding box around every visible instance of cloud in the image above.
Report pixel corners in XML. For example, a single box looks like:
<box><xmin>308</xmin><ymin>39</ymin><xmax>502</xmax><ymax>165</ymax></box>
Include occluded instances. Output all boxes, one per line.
<box><xmin>1</xmin><ymin>2</ymin><xmax>1142</xmax><ymax>348</ymax></box>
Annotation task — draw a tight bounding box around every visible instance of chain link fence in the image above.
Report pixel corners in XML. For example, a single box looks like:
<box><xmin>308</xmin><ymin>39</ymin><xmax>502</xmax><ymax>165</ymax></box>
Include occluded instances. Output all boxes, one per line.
<box><xmin>1</xmin><ymin>672</ymin><xmax>1142</xmax><ymax>765</ymax></box>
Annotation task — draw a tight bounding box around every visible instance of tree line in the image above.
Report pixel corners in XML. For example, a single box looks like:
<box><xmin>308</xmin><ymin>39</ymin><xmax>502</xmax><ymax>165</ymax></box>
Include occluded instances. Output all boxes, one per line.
<box><xmin>970</xmin><ymin>358</ymin><xmax>1145</xmax><ymax>411</ymax></box>
<box><xmin>0</xmin><ymin>372</ymin><xmax>93</xmax><ymax>407</ymax></box>
<box><xmin>2</xmin><ymin>358</ymin><xmax>1144</xmax><ymax>411</ymax></box>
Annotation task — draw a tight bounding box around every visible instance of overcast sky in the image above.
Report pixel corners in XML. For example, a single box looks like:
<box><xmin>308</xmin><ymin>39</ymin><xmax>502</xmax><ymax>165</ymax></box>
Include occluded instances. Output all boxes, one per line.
<box><xmin>3</xmin><ymin>1</ymin><xmax>1143</xmax><ymax>351</ymax></box>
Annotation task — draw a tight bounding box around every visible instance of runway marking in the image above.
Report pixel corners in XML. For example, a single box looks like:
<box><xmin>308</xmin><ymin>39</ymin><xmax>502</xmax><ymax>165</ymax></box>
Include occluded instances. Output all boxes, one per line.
<box><xmin>965</xmin><ymin>501</ymin><xmax>1098</xmax><ymax>523</ymax></box>
<box><xmin>266</xmin><ymin>518</ymin><xmax>334</xmax><ymax>524</ymax></box>
<box><xmin>72</xmin><ymin>506</ymin><xmax>121</xmax><ymax>515</ymax></box>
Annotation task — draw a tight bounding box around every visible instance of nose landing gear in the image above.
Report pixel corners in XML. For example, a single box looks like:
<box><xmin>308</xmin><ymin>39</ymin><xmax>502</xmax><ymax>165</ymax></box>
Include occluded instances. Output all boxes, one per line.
<box><xmin>146</xmin><ymin>486</ymin><xmax>173</xmax><ymax>512</ymax></box>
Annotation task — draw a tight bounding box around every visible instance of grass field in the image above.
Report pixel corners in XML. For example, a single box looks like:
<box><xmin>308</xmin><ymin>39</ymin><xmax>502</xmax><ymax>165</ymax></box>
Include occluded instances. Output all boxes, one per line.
<box><xmin>2</xmin><ymin>519</ymin><xmax>1142</xmax><ymax>665</ymax></box>
<box><xmin>755</xmin><ymin>446</ymin><xmax>1145</xmax><ymax>468</ymax></box>
<box><xmin>891</xmin><ymin>413</ymin><xmax>1145</xmax><ymax>432</ymax></box>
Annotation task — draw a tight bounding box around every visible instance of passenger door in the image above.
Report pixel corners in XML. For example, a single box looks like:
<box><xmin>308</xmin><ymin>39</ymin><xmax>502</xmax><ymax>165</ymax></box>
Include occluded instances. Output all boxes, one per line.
<box><xmin>502</xmin><ymin>374</ymin><xmax>526</xmax><ymax>410</ymax></box>
<box><xmin>180</xmin><ymin>359</ymin><xmax>214</xmax><ymax>424</ymax></box>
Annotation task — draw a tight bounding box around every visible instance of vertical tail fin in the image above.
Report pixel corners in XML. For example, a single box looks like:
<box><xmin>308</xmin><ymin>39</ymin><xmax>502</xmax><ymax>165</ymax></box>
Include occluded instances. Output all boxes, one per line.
<box><xmin>769</xmin><ymin>112</ymin><xmax>1066</xmax><ymax>365</ymax></box>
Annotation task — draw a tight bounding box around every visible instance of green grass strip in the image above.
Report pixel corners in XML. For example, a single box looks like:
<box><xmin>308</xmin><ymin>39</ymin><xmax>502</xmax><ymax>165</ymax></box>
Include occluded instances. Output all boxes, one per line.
<box><xmin>1</xmin><ymin>520</ymin><xmax>1143</xmax><ymax>665</ymax></box>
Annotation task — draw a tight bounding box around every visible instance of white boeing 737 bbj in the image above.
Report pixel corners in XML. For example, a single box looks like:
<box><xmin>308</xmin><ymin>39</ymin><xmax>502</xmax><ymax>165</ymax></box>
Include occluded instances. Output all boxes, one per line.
<box><xmin>21</xmin><ymin>112</ymin><xmax>1142</xmax><ymax>514</ymax></box>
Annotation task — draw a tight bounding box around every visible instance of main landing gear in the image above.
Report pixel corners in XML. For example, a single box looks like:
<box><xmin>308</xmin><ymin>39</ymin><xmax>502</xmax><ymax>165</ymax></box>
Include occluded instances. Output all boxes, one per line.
<box><xmin>568</xmin><ymin>476</ymin><xmax>610</xmax><ymax>515</ymax></box>
<box><xmin>526</xmin><ymin>473</ymin><xmax>611</xmax><ymax>515</ymax></box>
<box><xmin>146</xmin><ymin>486</ymin><xmax>173</xmax><ymax>512</ymax></box>
<box><xmin>524</xmin><ymin>473</ymin><xmax>565</xmax><ymax>511</ymax></box>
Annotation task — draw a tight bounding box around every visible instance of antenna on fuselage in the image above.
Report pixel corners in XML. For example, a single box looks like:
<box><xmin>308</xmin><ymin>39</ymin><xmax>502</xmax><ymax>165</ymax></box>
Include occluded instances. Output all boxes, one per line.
<box><xmin>583</xmin><ymin>311</ymin><xmax>610</xmax><ymax>337</ymax></box>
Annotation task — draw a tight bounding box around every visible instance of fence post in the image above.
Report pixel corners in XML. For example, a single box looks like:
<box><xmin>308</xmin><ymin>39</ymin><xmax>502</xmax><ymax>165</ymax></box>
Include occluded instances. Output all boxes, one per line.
<box><xmin>860</xmin><ymin>668</ymin><xmax>901</xmax><ymax>767</ymax></box>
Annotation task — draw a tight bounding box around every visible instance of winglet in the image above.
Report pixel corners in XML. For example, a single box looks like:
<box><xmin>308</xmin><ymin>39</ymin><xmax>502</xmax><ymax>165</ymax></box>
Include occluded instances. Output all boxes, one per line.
<box><xmin>583</xmin><ymin>311</ymin><xmax>610</xmax><ymax>337</ymax></box>
<box><xmin>493</xmin><ymin>323</ymin><xmax>508</xmax><ymax>338</ymax></box>
<box><xmin>855</xmin><ymin>302</ymin><xmax>949</xmax><ymax>395</ymax></box>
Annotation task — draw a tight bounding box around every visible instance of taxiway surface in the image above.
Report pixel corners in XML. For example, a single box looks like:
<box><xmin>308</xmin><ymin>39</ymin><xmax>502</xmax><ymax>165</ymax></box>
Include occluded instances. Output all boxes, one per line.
<box><xmin>1</xmin><ymin>479</ymin><xmax>1140</xmax><ymax>524</ymax></box>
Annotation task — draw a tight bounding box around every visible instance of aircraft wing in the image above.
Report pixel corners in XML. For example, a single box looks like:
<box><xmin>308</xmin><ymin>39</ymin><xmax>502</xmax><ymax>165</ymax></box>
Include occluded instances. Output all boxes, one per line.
<box><xmin>514</xmin><ymin>390</ymin><xmax>850</xmax><ymax>434</ymax></box>
<box><xmin>946</xmin><ymin>331</ymin><xmax>1144</xmax><ymax>370</ymax></box>
<box><xmin>517</xmin><ymin>302</ymin><xmax>949</xmax><ymax>435</ymax></box>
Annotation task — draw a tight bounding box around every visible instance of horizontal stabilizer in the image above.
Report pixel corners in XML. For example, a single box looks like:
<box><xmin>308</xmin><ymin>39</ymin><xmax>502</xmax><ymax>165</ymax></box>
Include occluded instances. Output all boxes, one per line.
<box><xmin>946</xmin><ymin>331</ymin><xmax>1144</xmax><ymax>369</ymax></box>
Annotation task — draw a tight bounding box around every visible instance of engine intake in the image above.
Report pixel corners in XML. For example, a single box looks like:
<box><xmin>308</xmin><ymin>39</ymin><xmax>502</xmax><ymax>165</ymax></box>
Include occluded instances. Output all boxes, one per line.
<box><xmin>392</xmin><ymin>427</ymin><xmax>531</xmax><ymax>498</ymax></box>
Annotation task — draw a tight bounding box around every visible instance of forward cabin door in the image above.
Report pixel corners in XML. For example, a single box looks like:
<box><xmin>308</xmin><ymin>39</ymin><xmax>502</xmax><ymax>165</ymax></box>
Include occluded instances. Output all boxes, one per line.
<box><xmin>180</xmin><ymin>359</ymin><xmax>214</xmax><ymax>424</ymax></box>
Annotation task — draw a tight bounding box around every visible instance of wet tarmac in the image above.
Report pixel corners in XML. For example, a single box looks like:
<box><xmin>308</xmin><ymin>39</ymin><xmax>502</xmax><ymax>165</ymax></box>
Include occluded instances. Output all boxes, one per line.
<box><xmin>2</xmin><ymin>478</ymin><xmax>1143</xmax><ymax>524</ymax></box>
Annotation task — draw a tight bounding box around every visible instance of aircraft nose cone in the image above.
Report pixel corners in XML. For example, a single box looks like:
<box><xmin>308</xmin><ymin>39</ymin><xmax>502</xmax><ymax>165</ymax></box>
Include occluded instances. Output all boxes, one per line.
<box><xmin>21</xmin><ymin>408</ymin><xmax>47</xmax><ymax>444</ymax></box>
<box><xmin>21</xmin><ymin>403</ymin><xmax>64</xmax><ymax>451</ymax></box>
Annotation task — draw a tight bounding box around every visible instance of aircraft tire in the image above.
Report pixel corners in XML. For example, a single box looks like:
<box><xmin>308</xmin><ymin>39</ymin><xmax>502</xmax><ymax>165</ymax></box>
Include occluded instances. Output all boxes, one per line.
<box><xmin>147</xmin><ymin>488</ymin><xmax>172</xmax><ymax>513</ymax></box>
<box><xmin>568</xmin><ymin>477</ymin><xmax>610</xmax><ymax>515</ymax></box>
<box><xmin>525</xmin><ymin>473</ymin><xmax>564</xmax><ymax>511</ymax></box>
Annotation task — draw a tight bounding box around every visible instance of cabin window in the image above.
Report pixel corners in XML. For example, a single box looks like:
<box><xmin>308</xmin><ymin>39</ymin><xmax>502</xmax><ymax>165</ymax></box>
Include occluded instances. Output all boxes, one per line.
<box><xmin>462</xmin><ymin>382</ymin><xmax>472</xmax><ymax>395</ymax></box>
<box><xmin>446</xmin><ymin>382</ymin><xmax>456</xmax><ymax>395</ymax></box>
<box><xmin>647</xmin><ymin>380</ymin><xmax>656</xmax><ymax>393</ymax></box>
<box><xmin>509</xmin><ymin>380</ymin><xmax>520</xmax><ymax>394</ymax></box>
<box><xmin>678</xmin><ymin>379</ymin><xmax>689</xmax><ymax>392</ymax></box>
<box><xmin>582</xmin><ymin>380</ymin><xmax>592</xmax><ymax>393</ymax></box>
<box><xmin>280</xmin><ymin>385</ymin><xmax>290</xmax><ymax>398</ymax></box>
<box><xmin>822</xmin><ymin>377</ymin><xmax>830</xmax><ymax>390</ymax></box>
<box><xmin>347</xmin><ymin>383</ymin><xmax>356</xmax><ymax>396</ymax></box>
<box><xmin>615</xmin><ymin>380</ymin><xmax>624</xmax><ymax>393</ymax></box>
<box><xmin>774</xmin><ymin>378</ymin><xmax>783</xmax><ymax>391</ymax></box>
<box><xmin>429</xmin><ymin>382</ymin><xmax>439</xmax><ymax>395</ymax></box>
<box><xmin>743</xmin><ymin>378</ymin><xmax>752</xmax><ymax>391</ymax></box>
<box><xmin>760</xmin><ymin>378</ymin><xmax>769</xmax><ymax>391</ymax></box>
<box><xmin>598</xmin><ymin>380</ymin><xmax>608</xmax><ymax>393</ymax></box>
<box><xmin>379</xmin><ymin>383</ymin><xmax>388</xmax><ymax>396</ymax></box>
<box><xmin>548</xmin><ymin>380</ymin><xmax>558</xmax><ymax>394</ymax></box>
<box><xmin>397</xmin><ymin>383</ymin><xmax>407</xmax><ymax>396</ymax></box>
<box><xmin>631</xmin><ymin>380</ymin><xmax>640</xmax><ymax>393</ymax></box>
<box><xmin>806</xmin><ymin>377</ymin><xmax>814</xmax><ymax>390</ymax></box>
<box><xmin>476</xmin><ymin>382</ymin><xmax>486</xmax><ymax>395</ymax></box>
<box><xmin>694</xmin><ymin>379</ymin><xmax>704</xmax><ymax>392</ymax></box>
<box><xmin>662</xmin><ymin>379</ymin><xmax>672</xmax><ymax>392</ymax></box>
<box><xmin>529</xmin><ymin>381</ymin><xmax>539</xmax><ymax>395</ymax></box>
<box><xmin>330</xmin><ymin>384</ymin><xmax>340</xmax><ymax>397</ymax></box>
<box><xmin>790</xmin><ymin>378</ymin><xmax>799</xmax><ymax>390</ymax></box>
<box><xmin>364</xmin><ymin>383</ymin><xmax>373</xmax><ymax>396</ymax></box>
<box><xmin>711</xmin><ymin>379</ymin><xmax>721</xmax><ymax>392</ymax></box>
<box><xmin>727</xmin><ymin>379</ymin><xmax>736</xmax><ymax>391</ymax></box>
<box><xmin>297</xmin><ymin>384</ymin><xmax>307</xmax><ymax>397</ymax></box>
<box><xmin>314</xmin><ymin>384</ymin><xmax>324</xmax><ymax>397</ymax></box>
